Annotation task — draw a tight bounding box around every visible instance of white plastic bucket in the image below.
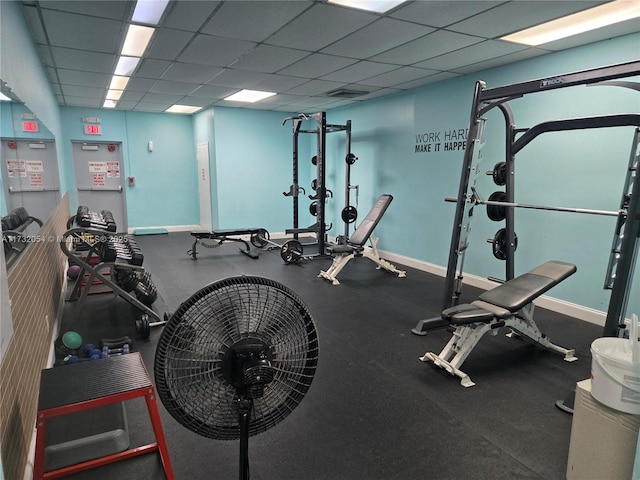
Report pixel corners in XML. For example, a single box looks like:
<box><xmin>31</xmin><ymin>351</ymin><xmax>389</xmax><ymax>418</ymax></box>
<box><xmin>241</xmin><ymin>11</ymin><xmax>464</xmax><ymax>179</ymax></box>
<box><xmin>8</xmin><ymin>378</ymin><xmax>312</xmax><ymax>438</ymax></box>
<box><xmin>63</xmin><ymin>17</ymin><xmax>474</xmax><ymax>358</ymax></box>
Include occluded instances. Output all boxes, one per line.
<box><xmin>590</xmin><ymin>315</ymin><xmax>640</xmax><ymax>415</ymax></box>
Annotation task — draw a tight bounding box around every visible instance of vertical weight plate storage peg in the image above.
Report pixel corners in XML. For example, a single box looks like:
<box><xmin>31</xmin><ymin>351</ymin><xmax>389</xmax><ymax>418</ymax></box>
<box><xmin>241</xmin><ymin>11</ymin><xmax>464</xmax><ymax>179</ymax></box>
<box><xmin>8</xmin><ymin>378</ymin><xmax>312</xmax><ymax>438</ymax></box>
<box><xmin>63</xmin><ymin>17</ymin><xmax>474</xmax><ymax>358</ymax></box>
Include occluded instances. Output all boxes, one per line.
<box><xmin>345</xmin><ymin>153</ymin><xmax>358</xmax><ymax>164</ymax></box>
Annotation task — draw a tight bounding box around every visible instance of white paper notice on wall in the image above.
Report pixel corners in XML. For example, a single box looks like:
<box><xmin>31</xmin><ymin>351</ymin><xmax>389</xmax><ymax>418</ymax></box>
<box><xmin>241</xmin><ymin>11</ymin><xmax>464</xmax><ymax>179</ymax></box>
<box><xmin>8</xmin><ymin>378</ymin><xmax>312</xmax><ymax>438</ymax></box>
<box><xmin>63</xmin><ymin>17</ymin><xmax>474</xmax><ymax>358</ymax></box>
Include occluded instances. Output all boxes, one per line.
<box><xmin>88</xmin><ymin>161</ymin><xmax>107</xmax><ymax>173</ymax></box>
<box><xmin>29</xmin><ymin>173</ymin><xmax>43</xmax><ymax>187</ymax></box>
<box><xmin>6</xmin><ymin>160</ymin><xmax>26</xmax><ymax>177</ymax></box>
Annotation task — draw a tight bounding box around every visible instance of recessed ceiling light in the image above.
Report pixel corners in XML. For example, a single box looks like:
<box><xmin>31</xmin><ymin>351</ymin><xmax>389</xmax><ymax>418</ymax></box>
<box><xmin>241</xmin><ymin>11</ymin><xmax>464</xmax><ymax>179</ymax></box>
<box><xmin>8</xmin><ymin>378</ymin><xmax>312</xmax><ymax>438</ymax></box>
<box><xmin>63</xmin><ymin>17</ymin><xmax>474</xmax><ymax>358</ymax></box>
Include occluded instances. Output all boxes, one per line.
<box><xmin>0</xmin><ymin>92</ymin><xmax>11</xmax><ymax>101</ymax></box>
<box><xmin>132</xmin><ymin>0</ymin><xmax>170</xmax><ymax>25</ymax></box>
<box><xmin>328</xmin><ymin>0</ymin><xmax>406</xmax><ymax>13</ymax></box>
<box><xmin>224</xmin><ymin>90</ymin><xmax>277</xmax><ymax>103</ymax></box>
<box><xmin>106</xmin><ymin>90</ymin><xmax>123</xmax><ymax>101</ymax></box>
<box><xmin>103</xmin><ymin>100</ymin><xmax>117</xmax><ymax>108</ymax></box>
<box><xmin>109</xmin><ymin>76</ymin><xmax>130</xmax><ymax>90</ymax></box>
<box><xmin>165</xmin><ymin>105</ymin><xmax>203</xmax><ymax>114</ymax></box>
<box><xmin>501</xmin><ymin>0</ymin><xmax>640</xmax><ymax>46</ymax></box>
<box><xmin>115</xmin><ymin>56</ymin><xmax>140</xmax><ymax>76</ymax></box>
<box><xmin>121</xmin><ymin>24</ymin><xmax>155</xmax><ymax>57</ymax></box>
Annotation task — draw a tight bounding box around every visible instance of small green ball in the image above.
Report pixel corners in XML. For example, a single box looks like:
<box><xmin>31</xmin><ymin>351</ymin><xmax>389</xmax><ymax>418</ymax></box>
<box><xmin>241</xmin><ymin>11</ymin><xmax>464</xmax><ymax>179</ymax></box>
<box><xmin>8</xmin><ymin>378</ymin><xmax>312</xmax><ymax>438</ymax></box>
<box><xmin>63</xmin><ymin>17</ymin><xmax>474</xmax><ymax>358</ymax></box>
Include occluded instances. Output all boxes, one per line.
<box><xmin>62</xmin><ymin>331</ymin><xmax>82</xmax><ymax>349</ymax></box>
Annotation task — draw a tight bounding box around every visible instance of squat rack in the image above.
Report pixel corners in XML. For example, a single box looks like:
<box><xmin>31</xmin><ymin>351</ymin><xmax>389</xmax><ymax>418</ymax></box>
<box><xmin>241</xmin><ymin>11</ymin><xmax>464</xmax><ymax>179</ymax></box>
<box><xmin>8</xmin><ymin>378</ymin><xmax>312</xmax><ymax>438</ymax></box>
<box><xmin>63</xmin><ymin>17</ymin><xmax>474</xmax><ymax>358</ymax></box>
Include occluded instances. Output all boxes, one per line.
<box><xmin>413</xmin><ymin>60</ymin><xmax>640</xmax><ymax>338</ymax></box>
<box><xmin>282</xmin><ymin>112</ymin><xmax>352</xmax><ymax>257</ymax></box>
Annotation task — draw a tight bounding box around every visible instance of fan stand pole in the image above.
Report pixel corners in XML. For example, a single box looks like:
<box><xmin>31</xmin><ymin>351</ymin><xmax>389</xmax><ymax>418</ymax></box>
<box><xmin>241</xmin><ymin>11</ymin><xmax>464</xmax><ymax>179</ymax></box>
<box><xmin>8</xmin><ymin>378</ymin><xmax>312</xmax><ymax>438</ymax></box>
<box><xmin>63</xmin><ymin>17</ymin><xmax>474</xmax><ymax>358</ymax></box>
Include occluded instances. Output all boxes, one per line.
<box><xmin>238</xmin><ymin>398</ymin><xmax>253</xmax><ymax>480</ymax></box>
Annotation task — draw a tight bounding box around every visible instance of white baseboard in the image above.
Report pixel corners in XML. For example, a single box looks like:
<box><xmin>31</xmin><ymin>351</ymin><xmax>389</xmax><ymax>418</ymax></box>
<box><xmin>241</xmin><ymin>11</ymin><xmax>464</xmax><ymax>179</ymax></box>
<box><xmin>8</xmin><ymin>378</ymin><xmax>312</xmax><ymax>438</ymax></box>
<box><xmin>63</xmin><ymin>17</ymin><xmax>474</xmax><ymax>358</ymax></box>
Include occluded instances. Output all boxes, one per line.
<box><xmin>377</xmin><ymin>248</ymin><xmax>607</xmax><ymax>327</ymax></box>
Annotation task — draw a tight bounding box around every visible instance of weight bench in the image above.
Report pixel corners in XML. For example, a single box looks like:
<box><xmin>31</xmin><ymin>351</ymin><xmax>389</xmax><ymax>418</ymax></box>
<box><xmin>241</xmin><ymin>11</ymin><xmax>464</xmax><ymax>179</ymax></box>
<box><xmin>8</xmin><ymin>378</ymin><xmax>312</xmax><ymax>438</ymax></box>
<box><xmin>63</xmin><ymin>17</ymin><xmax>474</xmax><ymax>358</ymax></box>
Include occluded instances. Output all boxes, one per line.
<box><xmin>419</xmin><ymin>260</ymin><xmax>578</xmax><ymax>387</ymax></box>
<box><xmin>189</xmin><ymin>228</ymin><xmax>264</xmax><ymax>260</ymax></box>
<box><xmin>318</xmin><ymin>194</ymin><xmax>406</xmax><ymax>285</ymax></box>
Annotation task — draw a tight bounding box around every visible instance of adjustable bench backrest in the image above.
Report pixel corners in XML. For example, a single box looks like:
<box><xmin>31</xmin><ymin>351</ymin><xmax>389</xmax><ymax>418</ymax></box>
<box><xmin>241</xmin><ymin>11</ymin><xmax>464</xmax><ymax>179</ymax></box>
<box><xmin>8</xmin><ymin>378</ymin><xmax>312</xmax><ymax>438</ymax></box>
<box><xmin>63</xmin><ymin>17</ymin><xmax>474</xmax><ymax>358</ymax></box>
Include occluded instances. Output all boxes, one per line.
<box><xmin>479</xmin><ymin>260</ymin><xmax>577</xmax><ymax>312</ymax></box>
<box><xmin>348</xmin><ymin>194</ymin><xmax>393</xmax><ymax>247</ymax></box>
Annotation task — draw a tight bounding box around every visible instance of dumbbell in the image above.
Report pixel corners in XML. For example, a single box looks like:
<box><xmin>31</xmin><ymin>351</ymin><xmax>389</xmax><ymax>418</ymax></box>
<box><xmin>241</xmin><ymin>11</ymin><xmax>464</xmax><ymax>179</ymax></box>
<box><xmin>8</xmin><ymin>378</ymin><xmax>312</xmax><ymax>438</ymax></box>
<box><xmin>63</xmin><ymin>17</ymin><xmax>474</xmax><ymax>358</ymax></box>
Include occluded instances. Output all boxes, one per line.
<box><xmin>63</xmin><ymin>354</ymin><xmax>101</xmax><ymax>364</ymax></box>
<box><xmin>102</xmin><ymin>344</ymin><xmax>130</xmax><ymax>357</ymax></box>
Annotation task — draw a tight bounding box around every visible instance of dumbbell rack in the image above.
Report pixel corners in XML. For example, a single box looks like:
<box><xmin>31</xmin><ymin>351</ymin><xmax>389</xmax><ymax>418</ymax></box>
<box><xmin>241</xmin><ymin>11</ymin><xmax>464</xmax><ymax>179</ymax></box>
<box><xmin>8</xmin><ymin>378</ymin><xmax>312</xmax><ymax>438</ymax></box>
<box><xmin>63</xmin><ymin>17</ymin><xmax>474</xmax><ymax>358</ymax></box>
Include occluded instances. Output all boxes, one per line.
<box><xmin>61</xmin><ymin>208</ymin><xmax>165</xmax><ymax>336</ymax></box>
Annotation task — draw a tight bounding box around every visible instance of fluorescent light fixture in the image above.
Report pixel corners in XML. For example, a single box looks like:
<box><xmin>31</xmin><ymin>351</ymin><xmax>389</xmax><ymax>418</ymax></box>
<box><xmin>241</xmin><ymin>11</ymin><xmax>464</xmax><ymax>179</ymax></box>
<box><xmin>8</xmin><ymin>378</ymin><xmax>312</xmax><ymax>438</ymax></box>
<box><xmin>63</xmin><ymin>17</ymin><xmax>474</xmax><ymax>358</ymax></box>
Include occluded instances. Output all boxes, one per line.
<box><xmin>103</xmin><ymin>100</ymin><xmax>117</xmax><ymax>108</ymax></box>
<box><xmin>106</xmin><ymin>90</ymin><xmax>123</xmax><ymax>101</ymax></box>
<box><xmin>115</xmin><ymin>56</ymin><xmax>140</xmax><ymax>76</ymax></box>
<box><xmin>121</xmin><ymin>24</ymin><xmax>155</xmax><ymax>57</ymax></box>
<box><xmin>224</xmin><ymin>89</ymin><xmax>276</xmax><ymax>103</ymax></box>
<box><xmin>328</xmin><ymin>0</ymin><xmax>406</xmax><ymax>13</ymax></box>
<box><xmin>132</xmin><ymin>0</ymin><xmax>170</xmax><ymax>25</ymax></box>
<box><xmin>165</xmin><ymin>105</ymin><xmax>203</xmax><ymax>114</ymax></box>
<box><xmin>502</xmin><ymin>0</ymin><xmax>640</xmax><ymax>46</ymax></box>
<box><xmin>109</xmin><ymin>75</ymin><xmax>130</xmax><ymax>90</ymax></box>
<box><xmin>0</xmin><ymin>92</ymin><xmax>11</xmax><ymax>101</ymax></box>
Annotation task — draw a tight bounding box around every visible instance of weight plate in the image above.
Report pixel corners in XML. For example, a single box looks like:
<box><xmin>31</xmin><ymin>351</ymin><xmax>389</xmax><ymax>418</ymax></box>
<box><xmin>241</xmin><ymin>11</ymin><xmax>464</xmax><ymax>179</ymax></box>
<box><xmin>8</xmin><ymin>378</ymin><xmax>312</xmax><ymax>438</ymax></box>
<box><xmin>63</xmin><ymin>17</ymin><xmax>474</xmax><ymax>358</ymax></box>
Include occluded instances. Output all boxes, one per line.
<box><xmin>491</xmin><ymin>228</ymin><xmax>518</xmax><ymax>260</ymax></box>
<box><xmin>135</xmin><ymin>315</ymin><xmax>151</xmax><ymax>339</ymax></box>
<box><xmin>345</xmin><ymin>153</ymin><xmax>357</xmax><ymax>165</ymax></box>
<box><xmin>311</xmin><ymin>155</ymin><xmax>317</xmax><ymax>165</ymax></box>
<box><xmin>311</xmin><ymin>179</ymin><xmax>318</xmax><ymax>191</ymax></box>
<box><xmin>487</xmin><ymin>191</ymin><xmax>507</xmax><ymax>222</ymax></box>
<box><xmin>250</xmin><ymin>228</ymin><xmax>270</xmax><ymax>248</ymax></box>
<box><xmin>281</xmin><ymin>239</ymin><xmax>303</xmax><ymax>264</ymax></box>
<box><xmin>309</xmin><ymin>201</ymin><xmax>318</xmax><ymax>216</ymax></box>
<box><xmin>492</xmin><ymin>162</ymin><xmax>508</xmax><ymax>186</ymax></box>
<box><xmin>341</xmin><ymin>205</ymin><xmax>358</xmax><ymax>224</ymax></box>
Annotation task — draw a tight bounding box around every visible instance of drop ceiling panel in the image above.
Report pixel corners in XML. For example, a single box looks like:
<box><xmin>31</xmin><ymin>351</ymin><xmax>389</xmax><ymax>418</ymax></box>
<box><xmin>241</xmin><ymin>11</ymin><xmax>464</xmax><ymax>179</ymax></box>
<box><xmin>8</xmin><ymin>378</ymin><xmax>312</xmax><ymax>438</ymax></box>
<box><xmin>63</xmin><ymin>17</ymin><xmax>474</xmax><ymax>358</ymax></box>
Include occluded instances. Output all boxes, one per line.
<box><xmin>320</xmin><ymin>61</ymin><xmax>399</xmax><ymax>83</ymax></box>
<box><xmin>390</xmin><ymin>1</ymin><xmax>503</xmax><ymax>28</ymax></box>
<box><xmin>285</xmin><ymin>79</ymin><xmax>346</xmax><ymax>96</ymax></box>
<box><xmin>146</xmin><ymin>28</ymin><xmax>195</xmax><ymax>61</ymax></box>
<box><xmin>248</xmin><ymin>74</ymin><xmax>310</xmax><ymax>93</ymax></box>
<box><xmin>63</xmin><ymin>95</ymin><xmax>102</xmax><ymax>107</ymax></box>
<box><xmin>188</xmin><ymin>84</ymin><xmax>238</xmax><ymax>99</ymax></box>
<box><xmin>42</xmin><ymin>9</ymin><xmax>122</xmax><ymax>53</ymax></box>
<box><xmin>35</xmin><ymin>0</ymin><xmax>129</xmax><ymax>20</ymax></box>
<box><xmin>149</xmin><ymin>80</ymin><xmax>197</xmax><ymax>95</ymax></box>
<box><xmin>266</xmin><ymin>3</ymin><xmax>378</xmax><ymax>52</ymax></box>
<box><xmin>133</xmin><ymin>102</ymin><xmax>169</xmax><ymax>112</ymax></box>
<box><xmin>137</xmin><ymin>59</ymin><xmax>172</xmax><ymax>78</ymax></box>
<box><xmin>140</xmin><ymin>92</ymin><xmax>184</xmax><ymax>104</ymax></box>
<box><xmin>447</xmin><ymin>1</ymin><xmax>606</xmax><ymax>38</ymax></box>
<box><xmin>162</xmin><ymin>1</ymin><xmax>220</xmax><ymax>32</ymax></box>
<box><xmin>21</xmin><ymin>6</ymin><xmax>48</xmax><ymax>44</ymax></box>
<box><xmin>120</xmin><ymin>90</ymin><xmax>145</xmax><ymax>102</ymax></box>
<box><xmin>125</xmin><ymin>77</ymin><xmax>158</xmax><ymax>92</ymax></box>
<box><xmin>161</xmin><ymin>62</ymin><xmax>223</xmax><ymax>84</ymax></box>
<box><xmin>201</xmin><ymin>1</ymin><xmax>311</xmax><ymax>42</ymax></box>
<box><xmin>61</xmin><ymin>84</ymin><xmax>105</xmax><ymax>98</ymax></box>
<box><xmin>278</xmin><ymin>53</ymin><xmax>358</xmax><ymax>79</ymax></box>
<box><xmin>57</xmin><ymin>69</ymin><xmax>111</xmax><ymax>88</ymax></box>
<box><xmin>178</xmin><ymin>34</ymin><xmax>256</xmax><ymax>67</ymax></box>
<box><xmin>50</xmin><ymin>47</ymin><xmax>115</xmax><ymax>74</ymax></box>
<box><xmin>371</xmin><ymin>30</ymin><xmax>483</xmax><ymax>65</ymax></box>
<box><xmin>362</xmin><ymin>66</ymin><xmax>439</xmax><ymax>88</ymax></box>
<box><xmin>205</xmin><ymin>69</ymin><xmax>270</xmax><ymax>89</ymax></box>
<box><xmin>413</xmin><ymin>40</ymin><xmax>527</xmax><ymax>71</ymax></box>
<box><xmin>230</xmin><ymin>45</ymin><xmax>310</xmax><ymax>74</ymax></box>
<box><xmin>321</xmin><ymin>17</ymin><xmax>434</xmax><ymax>59</ymax></box>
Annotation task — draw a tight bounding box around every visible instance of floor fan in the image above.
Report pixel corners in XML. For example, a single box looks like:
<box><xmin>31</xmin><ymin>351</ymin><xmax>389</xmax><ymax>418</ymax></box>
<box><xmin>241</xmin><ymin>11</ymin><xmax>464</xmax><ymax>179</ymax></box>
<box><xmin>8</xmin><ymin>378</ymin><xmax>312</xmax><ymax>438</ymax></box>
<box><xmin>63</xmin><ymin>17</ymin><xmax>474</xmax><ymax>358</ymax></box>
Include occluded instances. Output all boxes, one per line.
<box><xmin>154</xmin><ymin>276</ymin><xmax>319</xmax><ymax>480</ymax></box>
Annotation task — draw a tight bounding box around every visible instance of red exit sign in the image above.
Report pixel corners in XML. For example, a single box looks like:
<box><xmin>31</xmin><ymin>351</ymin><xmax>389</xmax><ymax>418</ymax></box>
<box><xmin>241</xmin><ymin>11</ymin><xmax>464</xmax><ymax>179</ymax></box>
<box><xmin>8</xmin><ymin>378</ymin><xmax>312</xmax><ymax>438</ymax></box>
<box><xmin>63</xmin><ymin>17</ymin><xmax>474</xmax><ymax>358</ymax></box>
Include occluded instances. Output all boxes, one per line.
<box><xmin>84</xmin><ymin>124</ymin><xmax>102</xmax><ymax>135</ymax></box>
<box><xmin>22</xmin><ymin>121</ymin><xmax>39</xmax><ymax>132</ymax></box>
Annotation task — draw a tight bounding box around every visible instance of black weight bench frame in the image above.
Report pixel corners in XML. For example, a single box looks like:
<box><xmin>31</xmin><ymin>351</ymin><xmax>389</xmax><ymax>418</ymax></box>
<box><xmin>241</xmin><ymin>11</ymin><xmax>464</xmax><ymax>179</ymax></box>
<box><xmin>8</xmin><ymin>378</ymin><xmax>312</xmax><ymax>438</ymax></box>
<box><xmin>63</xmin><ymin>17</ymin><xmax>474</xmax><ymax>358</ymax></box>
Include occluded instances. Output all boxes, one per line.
<box><xmin>318</xmin><ymin>194</ymin><xmax>406</xmax><ymax>285</ymax></box>
<box><xmin>419</xmin><ymin>261</ymin><xmax>578</xmax><ymax>387</ymax></box>
<box><xmin>189</xmin><ymin>228</ymin><xmax>264</xmax><ymax>260</ymax></box>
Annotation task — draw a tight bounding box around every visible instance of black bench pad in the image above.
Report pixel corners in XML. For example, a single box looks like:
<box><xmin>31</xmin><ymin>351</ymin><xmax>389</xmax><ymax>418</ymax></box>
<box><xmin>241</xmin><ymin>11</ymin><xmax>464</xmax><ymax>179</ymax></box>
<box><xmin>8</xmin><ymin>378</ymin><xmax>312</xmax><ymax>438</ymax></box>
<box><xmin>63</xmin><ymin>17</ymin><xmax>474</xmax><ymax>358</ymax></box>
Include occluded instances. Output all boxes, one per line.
<box><xmin>442</xmin><ymin>304</ymin><xmax>495</xmax><ymax>325</ymax></box>
<box><xmin>479</xmin><ymin>260</ymin><xmax>576</xmax><ymax>312</ymax></box>
<box><xmin>191</xmin><ymin>228</ymin><xmax>261</xmax><ymax>238</ymax></box>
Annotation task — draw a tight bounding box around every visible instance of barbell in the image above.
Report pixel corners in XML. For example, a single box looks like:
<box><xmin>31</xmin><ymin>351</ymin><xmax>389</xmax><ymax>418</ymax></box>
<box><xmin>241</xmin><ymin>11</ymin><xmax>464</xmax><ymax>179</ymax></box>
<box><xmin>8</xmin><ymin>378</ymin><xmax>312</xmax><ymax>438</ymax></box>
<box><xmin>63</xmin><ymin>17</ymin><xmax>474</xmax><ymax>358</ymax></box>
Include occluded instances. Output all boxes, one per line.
<box><xmin>445</xmin><ymin>193</ymin><xmax>621</xmax><ymax>218</ymax></box>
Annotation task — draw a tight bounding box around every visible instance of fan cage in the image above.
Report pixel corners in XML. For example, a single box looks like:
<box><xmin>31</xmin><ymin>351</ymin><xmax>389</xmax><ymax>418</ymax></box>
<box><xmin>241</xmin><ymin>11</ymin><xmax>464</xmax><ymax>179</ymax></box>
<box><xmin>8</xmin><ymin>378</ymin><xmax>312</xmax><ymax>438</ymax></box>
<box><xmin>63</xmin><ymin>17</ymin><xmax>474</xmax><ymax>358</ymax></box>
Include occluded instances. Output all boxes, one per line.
<box><xmin>155</xmin><ymin>276</ymin><xmax>319</xmax><ymax>441</ymax></box>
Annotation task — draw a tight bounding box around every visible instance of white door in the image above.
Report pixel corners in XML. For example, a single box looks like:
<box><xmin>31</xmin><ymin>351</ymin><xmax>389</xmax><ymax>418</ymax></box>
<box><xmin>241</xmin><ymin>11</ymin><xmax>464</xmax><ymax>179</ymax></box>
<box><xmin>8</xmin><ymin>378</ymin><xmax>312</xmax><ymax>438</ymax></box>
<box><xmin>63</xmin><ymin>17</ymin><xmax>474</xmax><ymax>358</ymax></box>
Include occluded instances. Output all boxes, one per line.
<box><xmin>72</xmin><ymin>141</ymin><xmax>127</xmax><ymax>232</ymax></box>
<box><xmin>197</xmin><ymin>142</ymin><xmax>212</xmax><ymax>230</ymax></box>
<box><xmin>1</xmin><ymin>138</ymin><xmax>60</xmax><ymax>222</ymax></box>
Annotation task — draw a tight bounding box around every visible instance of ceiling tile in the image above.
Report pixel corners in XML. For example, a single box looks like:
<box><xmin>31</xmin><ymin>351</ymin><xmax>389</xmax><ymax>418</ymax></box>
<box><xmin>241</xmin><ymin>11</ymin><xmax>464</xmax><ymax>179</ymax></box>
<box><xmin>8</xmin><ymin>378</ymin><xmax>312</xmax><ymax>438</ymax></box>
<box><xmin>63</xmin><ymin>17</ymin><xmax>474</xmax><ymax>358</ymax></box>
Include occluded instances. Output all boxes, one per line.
<box><xmin>536</xmin><ymin>20</ymin><xmax>640</xmax><ymax>52</ymax></box>
<box><xmin>137</xmin><ymin>59</ymin><xmax>172</xmax><ymax>78</ymax></box>
<box><xmin>161</xmin><ymin>62</ymin><xmax>223</xmax><ymax>83</ymax></box>
<box><xmin>50</xmin><ymin>46</ymin><xmax>115</xmax><ymax>73</ymax></box>
<box><xmin>146</xmin><ymin>28</ymin><xmax>195</xmax><ymax>61</ymax></box>
<box><xmin>361</xmin><ymin>66</ymin><xmax>439</xmax><ymax>88</ymax></box>
<box><xmin>178</xmin><ymin>34</ymin><xmax>256</xmax><ymax>67</ymax></box>
<box><xmin>231</xmin><ymin>45</ymin><xmax>310</xmax><ymax>73</ymax></box>
<box><xmin>266</xmin><ymin>3</ymin><xmax>378</xmax><ymax>51</ymax></box>
<box><xmin>35</xmin><ymin>0</ymin><xmax>129</xmax><ymax>20</ymax></box>
<box><xmin>36</xmin><ymin>45</ymin><xmax>55</xmax><ymax>67</ymax></box>
<box><xmin>320</xmin><ymin>61</ymin><xmax>399</xmax><ymax>83</ymax></box>
<box><xmin>321</xmin><ymin>17</ymin><xmax>433</xmax><ymax>59</ymax></box>
<box><xmin>189</xmin><ymin>84</ymin><xmax>238</xmax><ymax>98</ymax></box>
<box><xmin>120</xmin><ymin>90</ymin><xmax>145</xmax><ymax>102</ymax></box>
<box><xmin>126</xmin><ymin>77</ymin><xmax>158</xmax><ymax>92</ymax></box>
<box><xmin>248</xmin><ymin>74</ymin><xmax>310</xmax><ymax>93</ymax></box>
<box><xmin>57</xmin><ymin>69</ymin><xmax>111</xmax><ymax>88</ymax></box>
<box><xmin>140</xmin><ymin>92</ymin><xmax>185</xmax><ymax>104</ymax></box>
<box><xmin>41</xmin><ymin>9</ymin><xmax>122</xmax><ymax>53</ymax></box>
<box><xmin>176</xmin><ymin>96</ymin><xmax>217</xmax><ymax>107</ymax></box>
<box><xmin>116</xmin><ymin>100</ymin><xmax>139</xmax><ymax>110</ymax></box>
<box><xmin>447</xmin><ymin>1</ymin><xmax>605</xmax><ymax>38</ymax></box>
<box><xmin>396</xmin><ymin>71</ymin><xmax>460</xmax><ymax>90</ymax></box>
<box><xmin>62</xmin><ymin>95</ymin><xmax>102</xmax><ymax>107</ymax></box>
<box><xmin>163</xmin><ymin>1</ymin><xmax>220</xmax><ymax>32</ymax></box>
<box><xmin>133</xmin><ymin>102</ymin><xmax>169</xmax><ymax>112</ymax></box>
<box><xmin>202</xmin><ymin>1</ymin><xmax>310</xmax><ymax>42</ymax></box>
<box><xmin>278</xmin><ymin>53</ymin><xmax>358</xmax><ymax>79</ymax></box>
<box><xmin>149</xmin><ymin>80</ymin><xmax>197</xmax><ymax>95</ymax></box>
<box><xmin>258</xmin><ymin>94</ymin><xmax>306</xmax><ymax>105</ymax></box>
<box><xmin>451</xmin><ymin>48</ymin><xmax>551</xmax><ymax>75</ymax></box>
<box><xmin>21</xmin><ymin>5</ymin><xmax>47</xmax><ymax>44</ymax></box>
<box><xmin>61</xmin><ymin>84</ymin><xmax>105</xmax><ymax>98</ymax></box>
<box><xmin>284</xmin><ymin>79</ymin><xmax>346</xmax><ymax>96</ymax></box>
<box><xmin>205</xmin><ymin>69</ymin><xmax>270</xmax><ymax>89</ymax></box>
<box><xmin>413</xmin><ymin>40</ymin><xmax>527</xmax><ymax>71</ymax></box>
<box><xmin>390</xmin><ymin>1</ymin><xmax>503</xmax><ymax>28</ymax></box>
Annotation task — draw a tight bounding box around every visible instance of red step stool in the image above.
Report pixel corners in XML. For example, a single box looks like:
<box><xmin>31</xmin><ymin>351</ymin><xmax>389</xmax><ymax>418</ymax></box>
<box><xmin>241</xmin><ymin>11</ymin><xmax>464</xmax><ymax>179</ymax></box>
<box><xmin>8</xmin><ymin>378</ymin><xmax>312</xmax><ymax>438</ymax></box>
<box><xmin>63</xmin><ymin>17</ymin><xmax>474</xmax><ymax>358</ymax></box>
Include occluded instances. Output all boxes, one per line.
<box><xmin>33</xmin><ymin>352</ymin><xmax>174</xmax><ymax>479</ymax></box>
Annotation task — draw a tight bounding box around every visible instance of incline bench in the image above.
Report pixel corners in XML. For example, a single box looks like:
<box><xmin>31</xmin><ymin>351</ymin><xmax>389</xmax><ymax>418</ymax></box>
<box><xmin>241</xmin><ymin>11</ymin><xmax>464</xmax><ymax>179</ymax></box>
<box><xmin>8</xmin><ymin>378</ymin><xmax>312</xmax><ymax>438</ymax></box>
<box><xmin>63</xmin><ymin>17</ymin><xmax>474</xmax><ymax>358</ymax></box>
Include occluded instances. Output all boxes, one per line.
<box><xmin>189</xmin><ymin>228</ymin><xmax>265</xmax><ymax>260</ymax></box>
<box><xmin>318</xmin><ymin>194</ymin><xmax>406</xmax><ymax>285</ymax></box>
<box><xmin>419</xmin><ymin>260</ymin><xmax>578</xmax><ymax>387</ymax></box>
<box><xmin>2</xmin><ymin>206</ymin><xmax>43</xmax><ymax>267</ymax></box>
